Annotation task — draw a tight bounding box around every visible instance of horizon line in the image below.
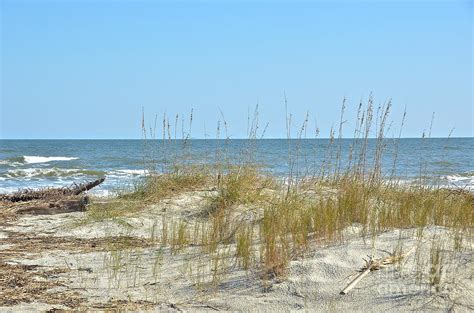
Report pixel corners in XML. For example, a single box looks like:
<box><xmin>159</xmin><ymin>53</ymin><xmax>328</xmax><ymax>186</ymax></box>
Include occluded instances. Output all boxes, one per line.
<box><xmin>1</xmin><ymin>136</ymin><xmax>473</xmax><ymax>140</ymax></box>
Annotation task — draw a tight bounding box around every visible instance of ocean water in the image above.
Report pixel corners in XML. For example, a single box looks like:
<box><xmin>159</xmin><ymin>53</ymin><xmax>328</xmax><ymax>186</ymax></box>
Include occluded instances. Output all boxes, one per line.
<box><xmin>0</xmin><ymin>138</ymin><xmax>472</xmax><ymax>196</ymax></box>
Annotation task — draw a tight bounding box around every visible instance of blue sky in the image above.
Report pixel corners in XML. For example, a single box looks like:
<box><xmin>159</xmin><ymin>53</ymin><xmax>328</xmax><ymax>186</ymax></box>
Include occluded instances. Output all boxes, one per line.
<box><xmin>1</xmin><ymin>0</ymin><xmax>472</xmax><ymax>139</ymax></box>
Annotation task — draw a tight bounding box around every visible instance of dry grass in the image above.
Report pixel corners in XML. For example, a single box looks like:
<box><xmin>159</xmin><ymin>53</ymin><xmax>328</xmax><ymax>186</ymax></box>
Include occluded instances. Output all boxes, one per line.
<box><xmin>0</xmin><ymin>263</ymin><xmax>84</xmax><ymax>307</ymax></box>
<box><xmin>235</xmin><ymin>224</ymin><xmax>254</xmax><ymax>270</ymax></box>
<box><xmin>121</xmin><ymin>169</ymin><xmax>468</xmax><ymax>287</ymax></box>
<box><xmin>122</xmin><ymin>165</ymin><xmax>212</xmax><ymax>203</ymax></box>
<box><xmin>83</xmin><ymin>168</ymin><xmax>471</xmax><ymax>296</ymax></box>
<box><xmin>3</xmin><ymin>99</ymin><xmax>471</xmax><ymax>310</ymax></box>
<box><xmin>0</xmin><ymin>231</ymin><xmax>154</xmax><ymax>262</ymax></box>
<box><xmin>113</xmin><ymin>164</ymin><xmax>470</xmax><ymax>285</ymax></box>
<box><xmin>76</xmin><ymin>97</ymin><xmax>473</xmax><ymax>295</ymax></box>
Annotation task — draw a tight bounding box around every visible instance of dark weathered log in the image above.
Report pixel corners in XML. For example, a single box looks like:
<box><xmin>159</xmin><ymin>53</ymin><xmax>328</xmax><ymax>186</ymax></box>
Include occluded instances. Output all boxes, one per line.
<box><xmin>0</xmin><ymin>177</ymin><xmax>105</xmax><ymax>203</ymax></box>
<box><xmin>14</xmin><ymin>196</ymin><xmax>89</xmax><ymax>215</ymax></box>
<box><xmin>70</xmin><ymin>177</ymin><xmax>106</xmax><ymax>195</ymax></box>
<box><xmin>0</xmin><ymin>178</ymin><xmax>104</xmax><ymax>216</ymax></box>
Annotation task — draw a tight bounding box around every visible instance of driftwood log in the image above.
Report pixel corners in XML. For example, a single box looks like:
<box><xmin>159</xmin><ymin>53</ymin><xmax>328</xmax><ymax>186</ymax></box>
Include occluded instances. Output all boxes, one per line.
<box><xmin>12</xmin><ymin>196</ymin><xmax>90</xmax><ymax>215</ymax></box>
<box><xmin>0</xmin><ymin>177</ymin><xmax>105</xmax><ymax>203</ymax></box>
<box><xmin>0</xmin><ymin>177</ymin><xmax>105</xmax><ymax>215</ymax></box>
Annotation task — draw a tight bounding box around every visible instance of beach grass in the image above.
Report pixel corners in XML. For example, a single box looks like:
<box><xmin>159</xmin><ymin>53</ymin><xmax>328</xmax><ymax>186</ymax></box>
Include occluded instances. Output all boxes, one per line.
<box><xmin>80</xmin><ymin>97</ymin><xmax>472</xmax><ymax>291</ymax></box>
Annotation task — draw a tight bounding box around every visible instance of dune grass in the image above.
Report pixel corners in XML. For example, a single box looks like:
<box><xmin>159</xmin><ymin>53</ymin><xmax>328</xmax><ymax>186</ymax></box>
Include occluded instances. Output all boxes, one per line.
<box><xmin>121</xmin><ymin>165</ymin><xmax>212</xmax><ymax>203</ymax></box>
<box><xmin>81</xmin><ymin>97</ymin><xmax>472</xmax><ymax>292</ymax></box>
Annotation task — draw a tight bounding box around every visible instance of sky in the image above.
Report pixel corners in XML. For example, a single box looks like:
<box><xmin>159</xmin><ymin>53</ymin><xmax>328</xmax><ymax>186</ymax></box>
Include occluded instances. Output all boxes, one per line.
<box><xmin>0</xmin><ymin>0</ymin><xmax>472</xmax><ymax>139</ymax></box>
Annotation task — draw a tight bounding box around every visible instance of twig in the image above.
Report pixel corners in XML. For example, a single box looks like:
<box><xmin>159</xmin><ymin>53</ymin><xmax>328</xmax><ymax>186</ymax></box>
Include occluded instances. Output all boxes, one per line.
<box><xmin>340</xmin><ymin>245</ymin><xmax>416</xmax><ymax>295</ymax></box>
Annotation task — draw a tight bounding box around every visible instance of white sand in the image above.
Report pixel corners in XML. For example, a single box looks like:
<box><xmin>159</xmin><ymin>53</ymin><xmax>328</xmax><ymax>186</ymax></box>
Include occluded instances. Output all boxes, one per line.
<box><xmin>1</xmin><ymin>191</ymin><xmax>472</xmax><ymax>312</ymax></box>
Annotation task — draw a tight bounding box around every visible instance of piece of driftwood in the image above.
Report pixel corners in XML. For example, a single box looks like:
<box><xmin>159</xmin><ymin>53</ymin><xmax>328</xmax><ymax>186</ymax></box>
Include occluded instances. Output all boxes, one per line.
<box><xmin>0</xmin><ymin>178</ymin><xmax>104</xmax><ymax>215</ymax></box>
<box><xmin>70</xmin><ymin>177</ymin><xmax>105</xmax><ymax>195</ymax></box>
<box><xmin>340</xmin><ymin>266</ymin><xmax>371</xmax><ymax>295</ymax></box>
<box><xmin>0</xmin><ymin>177</ymin><xmax>105</xmax><ymax>203</ymax></box>
<box><xmin>13</xmin><ymin>196</ymin><xmax>89</xmax><ymax>215</ymax></box>
<box><xmin>340</xmin><ymin>245</ymin><xmax>416</xmax><ymax>295</ymax></box>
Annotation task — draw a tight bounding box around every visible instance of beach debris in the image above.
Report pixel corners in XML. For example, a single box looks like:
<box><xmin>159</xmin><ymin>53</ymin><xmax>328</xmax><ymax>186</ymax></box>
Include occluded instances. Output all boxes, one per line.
<box><xmin>0</xmin><ymin>177</ymin><xmax>105</xmax><ymax>215</ymax></box>
<box><xmin>10</xmin><ymin>196</ymin><xmax>90</xmax><ymax>215</ymax></box>
<box><xmin>0</xmin><ymin>177</ymin><xmax>105</xmax><ymax>202</ymax></box>
<box><xmin>340</xmin><ymin>245</ymin><xmax>416</xmax><ymax>295</ymax></box>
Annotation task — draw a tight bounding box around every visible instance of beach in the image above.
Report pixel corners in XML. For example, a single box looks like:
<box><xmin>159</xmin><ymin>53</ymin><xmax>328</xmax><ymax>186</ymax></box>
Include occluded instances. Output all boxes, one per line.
<box><xmin>1</xmin><ymin>168</ymin><xmax>473</xmax><ymax>311</ymax></box>
<box><xmin>1</xmin><ymin>136</ymin><xmax>473</xmax><ymax>311</ymax></box>
<box><xmin>2</xmin><ymin>0</ymin><xmax>472</xmax><ymax>310</ymax></box>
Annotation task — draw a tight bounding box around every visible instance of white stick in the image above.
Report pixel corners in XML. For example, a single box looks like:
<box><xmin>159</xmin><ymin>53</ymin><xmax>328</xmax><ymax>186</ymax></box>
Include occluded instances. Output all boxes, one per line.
<box><xmin>340</xmin><ymin>267</ymin><xmax>371</xmax><ymax>295</ymax></box>
<box><xmin>340</xmin><ymin>244</ymin><xmax>418</xmax><ymax>295</ymax></box>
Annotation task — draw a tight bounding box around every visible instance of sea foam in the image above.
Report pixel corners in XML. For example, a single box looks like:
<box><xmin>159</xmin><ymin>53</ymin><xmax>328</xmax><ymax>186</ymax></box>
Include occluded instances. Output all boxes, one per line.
<box><xmin>5</xmin><ymin>168</ymin><xmax>105</xmax><ymax>179</ymax></box>
<box><xmin>445</xmin><ymin>173</ymin><xmax>474</xmax><ymax>189</ymax></box>
<box><xmin>23</xmin><ymin>156</ymin><xmax>79</xmax><ymax>164</ymax></box>
<box><xmin>115</xmin><ymin>169</ymin><xmax>149</xmax><ymax>175</ymax></box>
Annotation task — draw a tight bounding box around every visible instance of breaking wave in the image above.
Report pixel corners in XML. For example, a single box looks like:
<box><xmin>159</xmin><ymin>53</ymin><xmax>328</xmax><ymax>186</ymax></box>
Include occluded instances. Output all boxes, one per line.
<box><xmin>442</xmin><ymin>171</ymin><xmax>474</xmax><ymax>190</ymax></box>
<box><xmin>4</xmin><ymin>168</ymin><xmax>105</xmax><ymax>179</ymax></box>
<box><xmin>23</xmin><ymin>156</ymin><xmax>79</xmax><ymax>164</ymax></box>
<box><xmin>2</xmin><ymin>168</ymin><xmax>148</xmax><ymax>179</ymax></box>
<box><xmin>113</xmin><ymin>169</ymin><xmax>149</xmax><ymax>175</ymax></box>
<box><xmin>0</xmin><ymin>155</ymin><xmax>79</xmax><ymax>166</ymax></box>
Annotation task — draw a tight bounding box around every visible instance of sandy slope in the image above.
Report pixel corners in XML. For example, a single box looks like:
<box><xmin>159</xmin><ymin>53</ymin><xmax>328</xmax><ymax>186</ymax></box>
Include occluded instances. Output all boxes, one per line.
<box><xmin>1</xmin><ymin>191</ymin><xmax>472</xmax><ymax>312</ymax></box>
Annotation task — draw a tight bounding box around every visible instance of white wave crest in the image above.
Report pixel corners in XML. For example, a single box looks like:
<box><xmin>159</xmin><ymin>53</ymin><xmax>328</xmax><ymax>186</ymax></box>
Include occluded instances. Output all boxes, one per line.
<box><xmin>3</xmin><ymin>167</ymin><xmax>147</xmax><ymax>180</ymax></box>
<box><xmin>114</xmin><ymin>169</ymin><xmax>149</xmax><ymax>175</ymax></box>
<box><xmin>5</xmin><ymin>168</ymin><xmax>105</xmax><ymax>179</ymax></box>
<box><xmin>23</xmin><ymin>156</ymin><xmax>79</xmax><ymax>164</ymax></box>
<box><xmin>444</xmin><ymin>172</ymin><xmax>474</xmax><ymax>190</ymax></box>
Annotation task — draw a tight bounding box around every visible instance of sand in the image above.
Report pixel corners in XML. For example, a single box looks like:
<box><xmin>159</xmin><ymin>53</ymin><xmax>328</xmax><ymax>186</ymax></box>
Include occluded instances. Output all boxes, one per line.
<box><xmin>0</xmin><ymin>191</ymin><xmax>472</xmax><ymax>312</ymax></box>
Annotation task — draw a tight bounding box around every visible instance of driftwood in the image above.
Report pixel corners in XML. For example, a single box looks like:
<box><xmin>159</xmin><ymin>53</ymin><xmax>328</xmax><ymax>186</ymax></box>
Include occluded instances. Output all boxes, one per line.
<box><xmin>13</xmin><ymin>196</ymin><xmax>90</xmax><ymax>215</ymax></box>
<box><xmin>340</xmin><ymin>245</ymin><xmax>417</xmax><ymax>295</ymax></box>
<box><xmin>0</xmin><ymin>177</ymin><xmax>104</xmax><ymax>215</ymax></box>
<box><xmin>0</xmin><ymin>177</ymin><xmax>105</xmax><ymax>203</ymax></box>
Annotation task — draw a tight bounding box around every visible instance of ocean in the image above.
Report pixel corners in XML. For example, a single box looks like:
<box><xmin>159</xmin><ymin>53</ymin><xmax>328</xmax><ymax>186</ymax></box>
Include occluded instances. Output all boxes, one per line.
<box><xmin>0</xmin><ymin>138</ymin><xmax>473</xmax><ymax>196</ymax></box>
